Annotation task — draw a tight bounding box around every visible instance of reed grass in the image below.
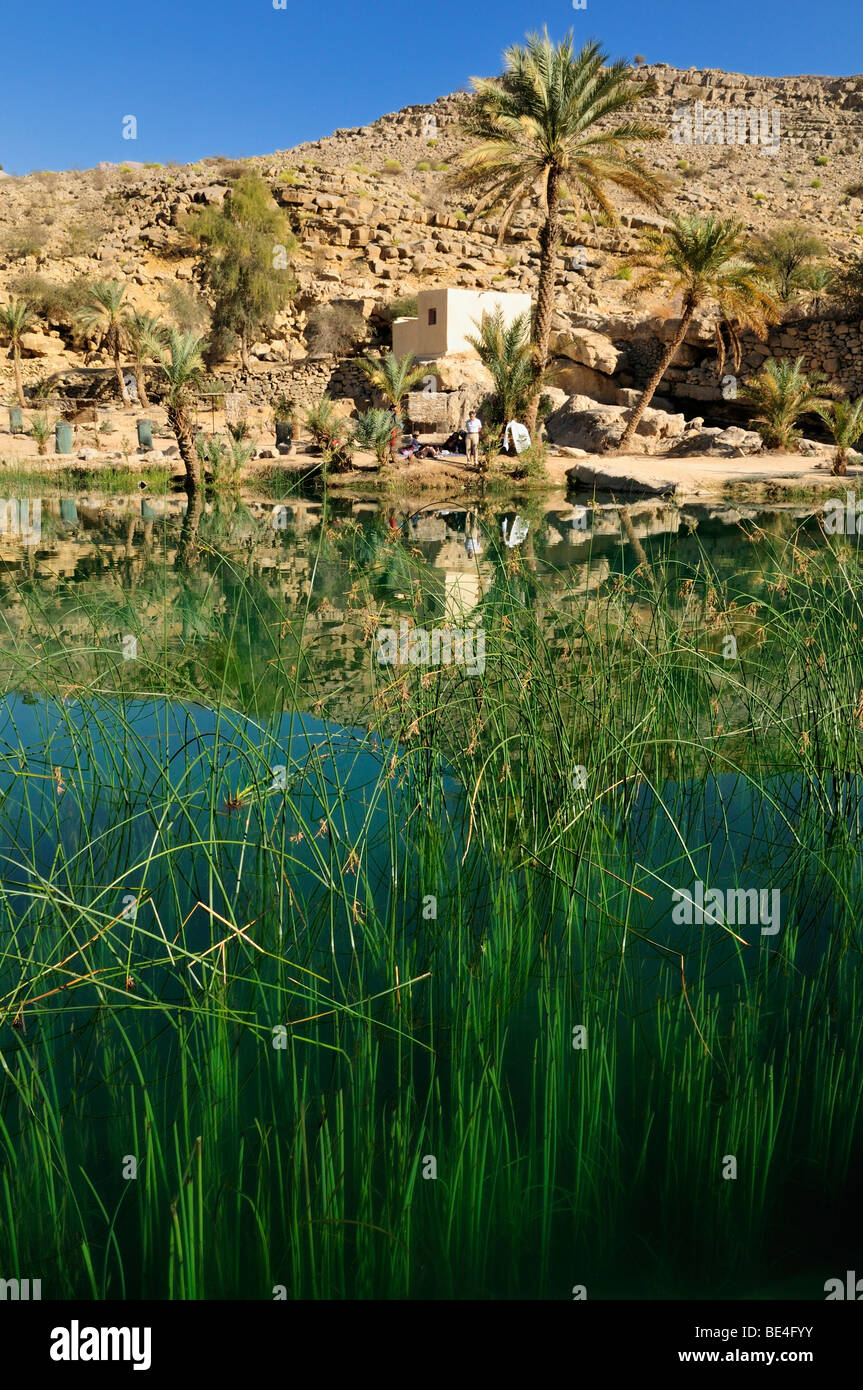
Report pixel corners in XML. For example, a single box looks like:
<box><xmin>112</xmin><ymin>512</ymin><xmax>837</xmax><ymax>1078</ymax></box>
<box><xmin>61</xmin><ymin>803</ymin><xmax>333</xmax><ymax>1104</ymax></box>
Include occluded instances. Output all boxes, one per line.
<box><xmin>0</xmin><ymin>497</ymin><xmax>861</xmax><ymax>1298</ymax></box>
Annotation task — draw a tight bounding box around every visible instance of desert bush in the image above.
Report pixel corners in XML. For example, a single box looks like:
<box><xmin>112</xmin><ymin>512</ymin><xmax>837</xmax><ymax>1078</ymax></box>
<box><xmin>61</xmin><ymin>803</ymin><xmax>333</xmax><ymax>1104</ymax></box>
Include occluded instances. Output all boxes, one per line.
<box><xmin>10</xmin><ymin>274</ymin><xmax>95</xmax><ymax>325</ymax></box>
<box><xmin>834</xmin><ymin>253</ymin><xmax>863</xmax><ymax>314</ymax></box>
<box><xmin>61</xmin><ymin>219</ymin><xmax>106</xmax><ymax>258</ymax></box>
<box><xmin>509</xmin><ymin>439</ymin><xmax>548</xmax><ymax>481</ymax></box>
<box><xmin>305</xmin><ymin>302</ymin><xmax>366</xmax><ymax>357</ymax></box>
<box><xmin>747</xmin><ymin>223</ymin><xmax>828</xmax><ymax>302</ymax></box>
<box><xmin>2</xmin><ymin>222</ymin><xmax>49</xmax><ymax>262</ymax></box>
<box><xmin>30</xmin><ymin>171</ymin><xmax>60</xmax><ymax>190</ymax></box>
<box><xmin>160</xmin><ymin>282</ymin><xmax>211</xmax><ymax>335</ymax></box>
<box><xmin>385</xmin><ymin>295</ymin><xmax>418</xmax><ymax>322</ymax></box>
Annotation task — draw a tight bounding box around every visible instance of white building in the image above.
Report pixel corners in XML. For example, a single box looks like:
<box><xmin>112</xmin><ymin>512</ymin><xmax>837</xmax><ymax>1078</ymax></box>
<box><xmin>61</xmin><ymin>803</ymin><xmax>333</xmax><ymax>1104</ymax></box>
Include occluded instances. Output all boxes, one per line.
<box><xmin>392</xmin><ymin>288</ymin><xmax>532</xmax><ymax>361</ymax></box>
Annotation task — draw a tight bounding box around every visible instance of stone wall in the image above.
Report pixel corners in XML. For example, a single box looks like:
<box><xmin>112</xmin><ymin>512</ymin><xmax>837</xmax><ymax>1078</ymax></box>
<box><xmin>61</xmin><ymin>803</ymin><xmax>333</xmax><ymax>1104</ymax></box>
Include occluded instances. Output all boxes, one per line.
<box><xmin>663</xmin><ymin>318</ymin><xmax>863</xmax><ymax>404</ymax></box>
<box><xmin>203</xmin><ymin>357</ymin><xmax>374</xmax><ymax>412</ymax></box>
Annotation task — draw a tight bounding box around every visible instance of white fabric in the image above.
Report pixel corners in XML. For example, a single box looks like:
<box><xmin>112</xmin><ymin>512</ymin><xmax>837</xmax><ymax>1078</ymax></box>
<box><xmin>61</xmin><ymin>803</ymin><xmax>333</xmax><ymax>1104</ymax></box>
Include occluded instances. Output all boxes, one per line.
<box><xmin>504</xmin><ymin>420</ymin><xmax>531</xmax><ymax>454</ymax></box>
<box><xmin>502</xmin><ymin>516</ymin><xmax>530</xmax><ymax>548</ymax></box>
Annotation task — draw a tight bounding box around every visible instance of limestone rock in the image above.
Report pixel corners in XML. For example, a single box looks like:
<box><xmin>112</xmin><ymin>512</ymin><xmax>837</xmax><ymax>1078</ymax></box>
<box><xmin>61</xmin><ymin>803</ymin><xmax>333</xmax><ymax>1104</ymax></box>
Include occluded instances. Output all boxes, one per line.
<box><xmin>548</xmin><ymin>328</ymin><xmax>623</xmax><ymax>375</ymax></box>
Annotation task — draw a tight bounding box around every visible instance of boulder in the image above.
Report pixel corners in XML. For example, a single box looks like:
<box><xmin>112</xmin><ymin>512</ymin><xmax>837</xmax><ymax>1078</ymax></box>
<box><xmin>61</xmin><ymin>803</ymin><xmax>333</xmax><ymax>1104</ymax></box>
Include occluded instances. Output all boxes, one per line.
<box><xmin>549</xmin><ymin>360</ymin><xmax>620</xmax><ymax>404</ymax></box>
<box><xmin>568</xmin><ymin>461</ymin><xmax>678</xmax><ymax>497</ymax></box>
<box><xmin>18</xmin><ymin>332</ymin><xmax>55</xmax><ymax>357</ymax></box>
<box><xmin>432</xmin><ymin>353</ymin><xmax>493</xmax><ymax>395</ymax></box>
<box><xmin>548</xmin><ymin>327</ymin><xmax>622</xmax><ymax>375</ymax></box>
<box><xmin>546</xmin><ymin>394</ymin><xmax>686</xmax><ymax>452</ymax></box>
<box><xmin>714</xmin><ymin>426</ymin><xmax>763</xmax><ymax>453</ymax></box>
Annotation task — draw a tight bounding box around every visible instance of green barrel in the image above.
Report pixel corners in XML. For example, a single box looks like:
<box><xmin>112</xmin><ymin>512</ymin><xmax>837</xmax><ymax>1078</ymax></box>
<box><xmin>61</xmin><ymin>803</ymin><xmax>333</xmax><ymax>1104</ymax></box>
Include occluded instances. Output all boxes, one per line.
<box><xmin>137</xmin><ymin>419</ymin><xmax>153</xmax><ymax>450</ymax></box>
<box><xmin>9</xmin><ymin>407</ymin><xmax>23</xmax><ymax>434</ymax></box>
<box><xmin>55</xmin><ymin>421</ymin><xmax>74</xmax><ymax>455</ymax></box>
<box><xmin>60</xmin><ymin>498</ymin><xmax>78</xmax><ymax>524</ymax></box>
<box><xmin>141</xmin><ymin>499</ymin><xmax>157</xmax><ymax>522</ymax></box>
<box><xmin>275</xmin><ymin>421</ymin><xmax>294</xmax><ymax>449</ymax></box>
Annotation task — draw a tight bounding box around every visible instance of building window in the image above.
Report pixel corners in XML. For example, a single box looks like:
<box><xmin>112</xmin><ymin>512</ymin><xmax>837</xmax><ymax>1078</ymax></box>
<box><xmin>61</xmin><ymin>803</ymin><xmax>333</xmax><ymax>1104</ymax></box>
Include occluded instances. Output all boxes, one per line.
<box><xmin>428</xmin><ymin>308</ymin><xmax>437</xmax><ymax>325</ymax></box>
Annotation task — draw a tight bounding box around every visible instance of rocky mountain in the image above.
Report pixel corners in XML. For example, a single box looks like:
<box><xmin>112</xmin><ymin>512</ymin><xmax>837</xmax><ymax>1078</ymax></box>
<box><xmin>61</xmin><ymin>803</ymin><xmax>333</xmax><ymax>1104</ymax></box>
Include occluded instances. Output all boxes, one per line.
<box><xmin>2</xmin><ymin>63</ymin><xmax>863</xmax><ymax>423</ymax></box>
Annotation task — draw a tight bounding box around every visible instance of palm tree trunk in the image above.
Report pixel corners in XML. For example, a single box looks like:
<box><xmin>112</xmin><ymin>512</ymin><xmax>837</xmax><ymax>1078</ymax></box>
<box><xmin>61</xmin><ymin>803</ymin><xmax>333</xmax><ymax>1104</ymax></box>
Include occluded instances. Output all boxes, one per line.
<box><xmin>616</xmin><ymin>302</ymin><xmax>696</xmax><ymax>454</ymax></box>
<box><xmin>834</xmin><ymin>447</ymin><xmax>848</xmax><ymax>477</ymax></box>
<box><xmin>167</xmin><ymin>404</ymin><xmax>201</xmax><ymax>488</ymax></box>
<box><xmin>176</xmin><ymin>485</ymin><xmax>203</xmax><ymax>572</ymax></box>
<box><xmin>114</xmin><ymin>334</ymin><xmax>131</xmax><ymax>406</ymax></box>
<box><xmin>136</xmin><ymin>362</ymin><xmax>151</xmax><ymax>410</ymax></box>
<box><xmin>12</xmin><ymin>345</ymin><xmax>25</xmax><ymax>409</ymax></box>
<box><xmin>525</xmin><ymin>166</ymin><xmax>562</xmax><ymax>437</ymax></box>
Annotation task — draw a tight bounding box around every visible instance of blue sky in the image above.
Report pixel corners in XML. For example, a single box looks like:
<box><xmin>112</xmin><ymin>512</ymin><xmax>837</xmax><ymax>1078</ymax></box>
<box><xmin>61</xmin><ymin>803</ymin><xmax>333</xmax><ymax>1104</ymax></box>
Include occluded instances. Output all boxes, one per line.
<box><xmin>0</xmin><ymin>0</ymin><xmax>858</xmax><ymax>174</ymax></box>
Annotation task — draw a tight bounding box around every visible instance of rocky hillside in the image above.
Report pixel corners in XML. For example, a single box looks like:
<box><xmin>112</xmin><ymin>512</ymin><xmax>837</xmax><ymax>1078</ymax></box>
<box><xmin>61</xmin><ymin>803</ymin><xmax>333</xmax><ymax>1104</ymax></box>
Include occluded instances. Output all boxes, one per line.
<box><xmin>2</xmin><ymin>63</ymin><xmax>863</xmax><ymax>418</ymax></box>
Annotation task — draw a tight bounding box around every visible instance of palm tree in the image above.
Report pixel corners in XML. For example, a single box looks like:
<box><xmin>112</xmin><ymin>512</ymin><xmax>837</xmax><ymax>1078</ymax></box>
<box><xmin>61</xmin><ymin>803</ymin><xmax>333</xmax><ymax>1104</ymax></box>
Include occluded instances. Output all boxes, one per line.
<box><xmin>356</xmin><ymin>350</ymin><xmax>426</xmax><ymax>426</ymax></box>
<box><xmin>739</xmin><ymin>357</ymin><xmax>825</xmax><ymax>453</ymax></box>
<box><xmin>453</xmin><ymin>31</ymin><xmax>667</xmax><ymax>435</ymax></box>
<box><xmin>123</xmin><ymin>310</ymin><xmax>166</xmax><ymax>409</ymax></box>
<box><xmin>815</xmin><ymin>396</ymin><xmax>863</xmax><ymax>476</ymax></box>
<box><xmin>27</xmin><ymin>412</ymin><xmax>53</xmax><ymax>456</ymax></box>
<box><xmin>617</xmin><ymin>215</ymin><xmax>782</xmax><ymax>453</ymax></box>
<box><xmin>0</xmin><ymin>299</ymin><xmax>37</xmax><ymax>408</ymax></box>
<box><xmin>158</xmin><ymin>329</ymin><xmax>207</xmax><ymax>488</ymax></box>
<box><xmin>352</xmin><ymin>408</ymin><xmax>398</xmax><ymax>467</ymax></box>
<box><xmin>465</xmin><ymin>306</ymin><xmax>543</xmax><ymax>450</ymax></box>
<box><xmin>803</xmin><ymin>264</ymin><xmax>834</xmax><ymax>317</ymax></box>
<box><xmin>76</xmin><ymin>280</ymin><xmax>131</xmax><ymax>404</ymax></box>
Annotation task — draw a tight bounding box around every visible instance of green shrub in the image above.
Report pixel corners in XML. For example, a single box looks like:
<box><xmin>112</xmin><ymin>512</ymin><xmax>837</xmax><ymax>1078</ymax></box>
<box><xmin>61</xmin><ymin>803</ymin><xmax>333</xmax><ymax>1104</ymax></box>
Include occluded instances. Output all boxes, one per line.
<box><xmin>385</xmin><ymin>295</ymin><xmax>418</xmax><ymax>322</ymax></box>
<box><xmin>814</xmin><ymin>156</ymin><xmax>829</xmax><ymax>167</ymax></box>
<box><xmin>10</xmin><ymin>274</ymin><xmax>96</xmax><ymax>324</ymax></box>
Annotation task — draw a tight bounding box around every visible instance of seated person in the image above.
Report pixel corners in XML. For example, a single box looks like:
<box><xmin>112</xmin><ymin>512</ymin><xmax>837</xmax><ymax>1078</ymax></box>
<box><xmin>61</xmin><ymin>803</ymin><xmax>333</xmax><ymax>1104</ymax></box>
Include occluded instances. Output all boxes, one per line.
<box><xmin>399</xmin><ymin>433</ymin><xmax>420</xmax><ymax>457</ymax></box>
<box><xmin>416</xmin><ymin>441</ymin><xmax>442</xmax><ymax>458</ymax></box>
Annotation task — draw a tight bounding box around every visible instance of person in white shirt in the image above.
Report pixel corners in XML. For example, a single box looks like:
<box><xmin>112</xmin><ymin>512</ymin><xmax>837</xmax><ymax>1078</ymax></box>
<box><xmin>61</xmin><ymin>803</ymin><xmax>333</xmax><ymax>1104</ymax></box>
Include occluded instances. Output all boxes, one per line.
<box><xmin>465</xmin><ymin>410</ymin><xmax>482</xmax><ymax>466</ymax></box>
